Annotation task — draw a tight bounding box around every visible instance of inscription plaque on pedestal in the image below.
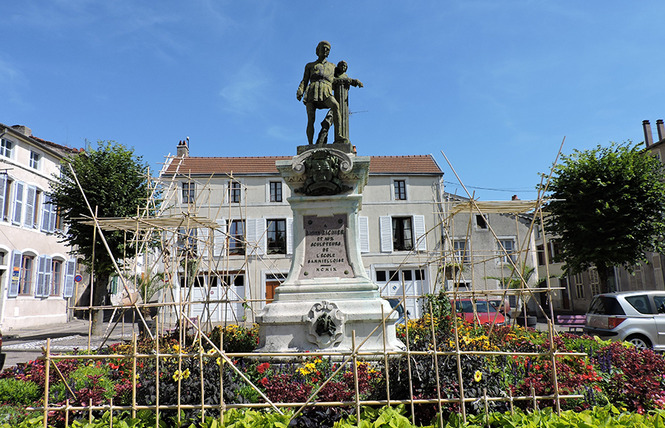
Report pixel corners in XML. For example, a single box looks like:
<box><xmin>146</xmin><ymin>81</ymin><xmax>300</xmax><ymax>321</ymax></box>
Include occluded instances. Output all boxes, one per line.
<box><xmin>299</xmin><ymin>214</ymin><xmax>353</xmax><ymax>279</ymax></box>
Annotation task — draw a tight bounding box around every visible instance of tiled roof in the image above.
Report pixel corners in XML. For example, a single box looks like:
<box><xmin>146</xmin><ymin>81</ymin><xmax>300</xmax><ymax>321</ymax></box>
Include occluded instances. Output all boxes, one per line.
<box><xmin>164</xmin><ymin>156</ymin><xmax>290</xmax><ymax>175</ymax></box>
<box><xmin>369</xmin><ymin>155</ymin><xmax>442</xmax><ymax>174</ymax></box>
<box><xmin>1</xmin><ymin>123</ymin><xmax>81</xmax><ymax>157</ymax></box>
<box><xmin>163</xmin><ymin>154</ymin><xmax>442</xmax><ymax>176</ymax></box>
<box><xmin>30</xmin><ymin>136</ymin><xmax>81</xmax><ymax>155</ymax></box>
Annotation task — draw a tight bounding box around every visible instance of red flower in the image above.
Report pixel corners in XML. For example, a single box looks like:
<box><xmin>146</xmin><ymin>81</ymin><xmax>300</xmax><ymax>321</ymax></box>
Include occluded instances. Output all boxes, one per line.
<box><xmin>259</xmin><ymin>377</ymin><xmax>269</xmax><ymax>386</ymax></box>
<box><xmin>257</xmin><ymin>362</ymin><xmax>270</xmax><ymax>374</ymax></box>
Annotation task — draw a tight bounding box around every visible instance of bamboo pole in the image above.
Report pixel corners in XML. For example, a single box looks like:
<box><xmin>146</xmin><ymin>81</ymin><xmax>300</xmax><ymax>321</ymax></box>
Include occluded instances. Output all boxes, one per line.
<box><xmin>43</xmin><ymin>339</ymin><xmax>50</xmax><ymax>428</ymax></box>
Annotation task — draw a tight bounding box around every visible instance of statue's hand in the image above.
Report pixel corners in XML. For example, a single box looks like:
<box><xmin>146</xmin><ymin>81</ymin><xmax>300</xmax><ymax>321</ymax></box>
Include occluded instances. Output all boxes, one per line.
<box><xmin>355</xmin><ymin>80</ymin><xmax>363</xmax><ymax>88</ymax></box>
<box><xmin>296</xmin><ymin>87</ymin><xmax>304</xmax><ymax>101</ymax></box>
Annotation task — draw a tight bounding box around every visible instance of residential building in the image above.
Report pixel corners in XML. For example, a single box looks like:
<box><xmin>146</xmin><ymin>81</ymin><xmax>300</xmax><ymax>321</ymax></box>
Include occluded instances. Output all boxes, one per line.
<box><xmin>157</xmin><ymin>143</ymin><xmax>444</xmax><ymax>324</ymax></box>
<box><xmin>0</xmin><ymin>124</ymin><xmax>79</xmax><ymax>330</ymax></box>
<box><xmin>443</xmin><ymin>195</ymin><xmax>539</xmax><ymax>312</ymax></box>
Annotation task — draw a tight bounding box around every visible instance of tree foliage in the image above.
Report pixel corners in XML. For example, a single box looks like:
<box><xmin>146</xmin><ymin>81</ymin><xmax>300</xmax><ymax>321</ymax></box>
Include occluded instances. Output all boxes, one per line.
<box><xmin>545</xmin><ymin>141</ymin><xmax>665</xmax><ymax>291</ymax></box>
<box><xmin>50</xmin><ymin>141</ymin><xmax>150</xmax><ymax>330</ymax></box>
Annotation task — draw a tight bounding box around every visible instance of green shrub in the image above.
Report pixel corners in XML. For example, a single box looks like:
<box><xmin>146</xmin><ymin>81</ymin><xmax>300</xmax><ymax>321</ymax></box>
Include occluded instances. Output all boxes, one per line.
<box><xmin>50</xmin><ymin>362</ymin><xmax>116</xmax><ymax>405</ymax></box>
<box><xmin>208</xmin><ymin>324</ymin><xmax>260</xmax><ymax>353</ymax></box>
<box><xmin>0</xmin><ymin>378</ymin><xmax>41</xmax><ymax>405</ymax></box>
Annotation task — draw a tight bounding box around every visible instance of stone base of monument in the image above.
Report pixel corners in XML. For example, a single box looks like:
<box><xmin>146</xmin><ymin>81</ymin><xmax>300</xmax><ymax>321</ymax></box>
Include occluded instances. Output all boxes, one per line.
<box><xmin>257</xmin><ymin>295</ymin><xmax>403</xmax><ymax>355</ymax></box>
<box><xmin>254</xmin><ymin>148</ymin><xmax>404</xmax><ymax>357</ymax></box>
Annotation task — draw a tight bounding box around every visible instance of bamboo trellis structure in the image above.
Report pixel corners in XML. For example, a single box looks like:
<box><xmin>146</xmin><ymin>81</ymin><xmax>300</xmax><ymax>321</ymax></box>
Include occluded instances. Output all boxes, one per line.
<box><xmin>23</xmin><ymin>148</ymin><xmax>592</xmax><ymax>427</ymax></box>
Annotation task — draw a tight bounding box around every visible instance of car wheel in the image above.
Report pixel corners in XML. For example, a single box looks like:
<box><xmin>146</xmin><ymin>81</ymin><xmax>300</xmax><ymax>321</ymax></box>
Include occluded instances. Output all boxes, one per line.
<box><xmin>626</xmin><ymin>335</ymin><xmax>651</xmax><ymax>350</ymax></box>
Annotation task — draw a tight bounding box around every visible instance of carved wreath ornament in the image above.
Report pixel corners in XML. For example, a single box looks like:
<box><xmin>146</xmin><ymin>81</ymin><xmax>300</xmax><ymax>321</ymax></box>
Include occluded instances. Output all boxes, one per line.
<box><xmin>293</xmin><ymin>149</ymin><xmax>353</xmax><ymax>196</ymax></box>
<box><xmin>306</xmin><ymin>301</ymin><xmax>345</xmax><ymax>347</ymax></box>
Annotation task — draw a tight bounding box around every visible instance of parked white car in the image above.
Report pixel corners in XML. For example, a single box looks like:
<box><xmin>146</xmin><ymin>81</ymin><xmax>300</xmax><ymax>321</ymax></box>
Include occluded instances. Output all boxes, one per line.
<box><xmin>584</xmin><ymin>291</ymin><xmax>665</xmax><ymax>350</ymax></box>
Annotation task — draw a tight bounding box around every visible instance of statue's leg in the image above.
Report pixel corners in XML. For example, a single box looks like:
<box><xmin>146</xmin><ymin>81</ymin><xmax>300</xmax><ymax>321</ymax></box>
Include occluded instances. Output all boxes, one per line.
<box><xmin>323</xmin><ymin>97</ymin><xmax>343</xmax><ymax>143</ymax></box>
<box><xmin>316</xmin><ymin>109</ymin><xmax>333</xmax><ymax>145</ymax></box>
<box><xmin>306</xmin><ymin>104</ymin><xmax>316</xmax><ymax>144</ymax></box>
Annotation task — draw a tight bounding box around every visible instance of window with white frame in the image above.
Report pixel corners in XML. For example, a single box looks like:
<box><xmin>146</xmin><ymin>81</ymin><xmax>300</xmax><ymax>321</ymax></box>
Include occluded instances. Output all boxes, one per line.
<box><xmin>269</xmin><ymin>181</ymin><xmax>282</xmax><ymax>202</ymax></box>
<box><xmin>228</xmin><ymin>219</ymin><xmax>245</xmax><ymax>255</ymax></box>
<box><xmin>497</xmin><ymin>238</ymin><xmax>516</xmax><ymax>263</ymax></box>
<box><xmin>0</xmin><ymin>139</ymin><xmax>12</xmax><ymax>158</ymax></box>
<box><xmin>393</xmin><ymin>179</ymin><xmax>407</xmax><ymax>200</ymax></box>
<box><xmin>392</xmin><ymin>217</ymin><xmax>413</xmax><ymax>251</ymax></box>
<box><xmin>229</xmin><ymin>181</ymin><xmax>242</xmax><ymax>203</ymax></box>
<box><xmin>177</xmin><ymin>227</ymin><xmax>198</xmax><ymax>257</ymax></box>
<box><xmin>589</xmin><ymin>268</ymin><xmax>600</xmax><ymax>296</ymax></box>
<box><xmin>453</xmin><ymin>239</ymin><xmax>469</xmax><ymax>265</ymax></box>
<box><xmin>19</xmin><ymin>254</ymin><xmax>35</xmax><ymax>295</ymax></box>
<box><xmin>51</xmin><ymin>259</ymin><xmax>63</xmax><ymax>296</ymax></box>
<box><xmin>380</xmin><ymin>215</ymin><xmax>426</xmax><ymax>253</ymax></box>
<box><xmin>537</xmin><ymin>244</ymin><xmax>546</xmax><ymax>266</ymax></box>
<box><xmin>452</xmin><ymin>281</ymin><xmax>472</xmax><ymax>292</ymax></box>
<box><xmin>182</xmin><ymin>182</ymin><xmax>195</xmax><ymax>204</ymax></box>
<box><xmin>267</xmin><ymin>219</ymin><xmax>286</xmax><ymax>254</ymax></box>
<box><xmin>0</xmin><ymin>175</ymin><xmax>11</xmax><ymax>222</ymax></box>
<box><xmin>29</xmin><ymin>151</ymin><xmax>40</xmax><ymax>170</ymax></box>
<box><xmin>573</xmin><ymin>273</ymin><xmax>584</xmax><ymax>298</ymax></box>
<box><xmin>548</xmin><ymin>242</ymin><xmax>560</xmax><ymax>264</ymax></box>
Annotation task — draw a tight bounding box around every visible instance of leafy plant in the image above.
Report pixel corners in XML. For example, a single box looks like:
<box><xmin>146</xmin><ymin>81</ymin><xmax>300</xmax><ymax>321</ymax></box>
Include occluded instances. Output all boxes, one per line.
<box><xmin>0</xmin><ymin>378</ymin><xmax>41</xmax><ymax>405</ymax></box>
<box><xmin>50</xmin><ymin>362</ymin><xmax>117</xmax><ymax>405</ymax></box>
<box><xmin>593</xmin><ymin>341</ymin><xmax>665</xmax><ymax>413</ymax></box>
<box><xmin>208</xmin><ymin>324</ymin><xmax>260</xmax><ymax>353</ymax></box>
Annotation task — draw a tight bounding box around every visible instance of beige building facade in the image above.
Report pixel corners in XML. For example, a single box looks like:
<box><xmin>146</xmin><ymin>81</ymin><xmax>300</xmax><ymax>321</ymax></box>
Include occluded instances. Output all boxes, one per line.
<box><xmin>0</xmin><ymin>124</ymin><xmax>78</xmax><ymax>330</ymax></box>
<box><xmin>158</xmin><ymin>144</ymin><xmax>445</xmax><ymax>324</ymax></box>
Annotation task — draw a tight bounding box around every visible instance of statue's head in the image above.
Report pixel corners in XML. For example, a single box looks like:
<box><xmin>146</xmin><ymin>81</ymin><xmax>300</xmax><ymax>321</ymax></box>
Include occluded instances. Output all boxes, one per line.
<box><xmin>335</xmin><ymin>60</ymin><xmax>348</xmax><ymax>75</ymax></box>
<box><xmin>316</xmin><ymin>41</ymin><xmax>331</xmax><ymax>57</ymax></box>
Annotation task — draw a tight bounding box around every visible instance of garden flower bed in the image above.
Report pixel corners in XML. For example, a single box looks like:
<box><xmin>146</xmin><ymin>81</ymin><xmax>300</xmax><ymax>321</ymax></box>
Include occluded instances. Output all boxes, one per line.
<box><xmin>2</xmin><ymin>305</ymin><xmax>665</xmax><ymax>427</ymax></box>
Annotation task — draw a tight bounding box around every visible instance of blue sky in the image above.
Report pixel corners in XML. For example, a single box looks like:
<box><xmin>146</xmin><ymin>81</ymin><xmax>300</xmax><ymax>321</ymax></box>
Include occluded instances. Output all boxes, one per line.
<box><xmin>2</xmin><ymin>1</ymin><xmax>664</xmax><ymax>200</ymax></box>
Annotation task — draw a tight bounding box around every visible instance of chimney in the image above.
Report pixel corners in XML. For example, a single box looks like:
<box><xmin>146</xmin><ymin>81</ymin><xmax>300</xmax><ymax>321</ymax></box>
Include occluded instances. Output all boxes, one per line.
<box><xmin>657</xmin><ymin>119</ymin><xmax>665</xmax><ymax>143</ymax></box>
<box><xmin>176</xmin><ymin>139</ymin><xmax>189</xmax><ymax>157</ymax></box>
<box><xmin>511</xmin><ymin>195</ymin><xmax>519</xmax><ymax>201</ymax></box>
<box><xmin>11</xmin><ymin>125</ymin><xmax>32</xmax><ymax>137</ymax></box>
<box><xmin>643</xmin><ymin>120</ymin><xmax>653</xmax><ymax>147</ymax></box>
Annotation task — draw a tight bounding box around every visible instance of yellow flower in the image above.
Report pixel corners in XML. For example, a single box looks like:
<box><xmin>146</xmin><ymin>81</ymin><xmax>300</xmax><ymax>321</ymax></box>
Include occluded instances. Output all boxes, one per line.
<box><xmin>473</xmin><ymin>370</ymin><xmax>482</xmax><ymax>382</ymax></box>
<box><xmin>216</xmin><ymin>357</ymin><xmax>222</xmax><ymax>366</ymax></box>
<box><xmin>173</xmin><ymin>368</ymin><xmax>191</xmax><ymax>382</ymax></box>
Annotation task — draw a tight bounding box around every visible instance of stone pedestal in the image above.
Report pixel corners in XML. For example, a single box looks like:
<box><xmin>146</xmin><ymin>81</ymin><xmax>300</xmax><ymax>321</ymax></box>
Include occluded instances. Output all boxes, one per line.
<box><xmin>256</xmin><ymin>147</ymin><xmax>403</xmax><ymax>354</ymax></box>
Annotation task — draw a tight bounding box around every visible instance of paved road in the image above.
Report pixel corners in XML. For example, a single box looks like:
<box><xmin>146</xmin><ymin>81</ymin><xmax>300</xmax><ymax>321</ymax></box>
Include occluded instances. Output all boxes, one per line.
<box><xmin>1</xmin><ymin>319</ymin><xmax>137</xmax><ymax>369</ymax></box>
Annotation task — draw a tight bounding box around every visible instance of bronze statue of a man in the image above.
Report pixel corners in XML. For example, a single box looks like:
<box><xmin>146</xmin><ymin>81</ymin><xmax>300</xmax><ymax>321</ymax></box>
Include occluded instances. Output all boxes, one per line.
<box><xmin>297</xmin><ymin>41</ymin><xmax>342</xmax><ymax>145</ymax></box>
